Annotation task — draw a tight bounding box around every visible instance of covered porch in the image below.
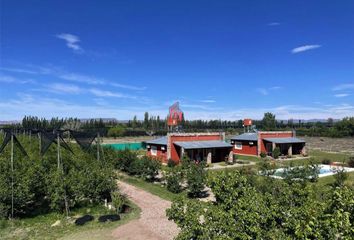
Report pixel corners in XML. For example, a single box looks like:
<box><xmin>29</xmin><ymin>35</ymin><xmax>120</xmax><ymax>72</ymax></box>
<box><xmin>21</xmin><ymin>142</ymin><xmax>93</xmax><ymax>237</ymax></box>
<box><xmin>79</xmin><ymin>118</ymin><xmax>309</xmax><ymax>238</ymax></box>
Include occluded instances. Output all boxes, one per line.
<box><xmin>263</xmin><ymin>137</ymin><xmax>306</xmax><ymax>156</ymax></box>
<box><xmin>173</xmin><ymin>140</ymin><xmax>232</xmax><ymax>164</ymax></box>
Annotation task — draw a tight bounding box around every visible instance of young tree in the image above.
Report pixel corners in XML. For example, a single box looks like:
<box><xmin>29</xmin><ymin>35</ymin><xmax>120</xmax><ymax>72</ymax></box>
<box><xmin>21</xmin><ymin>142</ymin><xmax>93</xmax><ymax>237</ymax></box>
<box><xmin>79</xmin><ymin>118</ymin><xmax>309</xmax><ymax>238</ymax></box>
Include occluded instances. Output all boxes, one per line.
<box><xmin>186</xmin><ymin>163</ymin><xmax>206</xmax><ymax>198</ymax></box>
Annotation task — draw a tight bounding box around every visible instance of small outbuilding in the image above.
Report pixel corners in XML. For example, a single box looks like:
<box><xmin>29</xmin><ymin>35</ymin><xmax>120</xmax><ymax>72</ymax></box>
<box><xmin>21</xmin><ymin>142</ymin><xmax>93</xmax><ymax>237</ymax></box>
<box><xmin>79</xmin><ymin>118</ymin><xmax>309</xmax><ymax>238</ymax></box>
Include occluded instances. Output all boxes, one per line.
<box><xmin>230</xmin><ymin>131</ymin><xmax>306</xmax><ymax>157</ymax></box>
<box><xmin>145</xmin><ymin>132</ymin><xmax>233</xmax><ymax>164</ymax></box>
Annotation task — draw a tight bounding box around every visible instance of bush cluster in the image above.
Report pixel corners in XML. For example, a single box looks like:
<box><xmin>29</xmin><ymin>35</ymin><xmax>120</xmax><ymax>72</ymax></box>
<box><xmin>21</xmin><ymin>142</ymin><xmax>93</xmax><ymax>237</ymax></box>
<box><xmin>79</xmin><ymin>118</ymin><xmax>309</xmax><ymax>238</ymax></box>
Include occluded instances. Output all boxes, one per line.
<box><xmin>272</xmin><ymin>147</ymin><xmax>281</xmax><ymax>159</ymax></box>
<box><xmin>164</xmin><ymin>156</ymin><xmax>206</xmax><ymax>197</ymax></box>
<box><xmin>260</xmin><ymin>152</ymin><xmax>267</xmax><ymax>158</ymax></box>
<box><xmin>165</xmin><ymin>167</ymin><xmax>183</xmax><ymax>194</ymax></box>
<box><xmin>116</xmin><ymin>149</ymin><xmax>161</xmax><ymax>181</ymax></box>
<box><xmin>167</xmin><ymin>169</ymin><xmax>354</xmax><ymax>239</ymax></box>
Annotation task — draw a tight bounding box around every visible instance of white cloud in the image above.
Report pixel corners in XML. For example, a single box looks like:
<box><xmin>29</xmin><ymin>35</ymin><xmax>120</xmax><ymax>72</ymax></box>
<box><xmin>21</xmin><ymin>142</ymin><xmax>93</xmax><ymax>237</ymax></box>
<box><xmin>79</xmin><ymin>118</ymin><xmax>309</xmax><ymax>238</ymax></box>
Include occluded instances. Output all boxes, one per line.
<box><xmin>56</xmin><ymin>33</ymin><xmax>83</xmax><ymax>53</ymax></box>
<box><xmin>199</xmin><ymin>100</ymin><xmax>216</xmax><ymax>103</ymax></box>
<box><xmin>267</xmin><ymin>22</ymin><xmax>280</xmax><ymax>26</ymax></box>
<box><xmin>89</xmin><ymin>88</ymin><xmax>136</xmax><ymax>99</ymax></box>
<box><xmin>332</xmin><ymin>83</ymin><xmax>354</xmax><ymax>91</ymax></box>
<box><xmin>46</xmin><ymin>83</ymin><xmax>82</xmax><ymax>94</ymax></box>
<box><xmin>59</xmin><ymin>73</ymin><xmax>104</xmax><ymax>85</ymax></box>
<box><xmin>269</xmin><ymin>86</ymin><xmax>282</xmax><ymax>90</ymax></box>
<box><xmin>256</xmin><ymin>86</ymin><xmax>282</xmax><ymax>96</ymax></box>
<box><xmin>334</xmin><ymin>93</ymin><xmax>350</xmax><ymax>98</ymax></box>
<box><xmin>1</xmin><ymin>64</ymin><xmax>146</xmax><ymax>90</ymax></box>
<box><xmin>0</xmin><ymin>75</ymin><xmax>16</xmax><ymax>83</ymax></box>
<box><xmin>291</xmin><ymin>44</ymin><xmax>321</xmax><ymax>54</ymax></box>
<box><xmin>110</xmin><ymin>83</ymin><xmax>146</xmax><ymax>91</ymax></box>
<box><xmin>0</xmin><ymin>67</ymin><xmax>37</xmax><ymax>74</ymax></box>
<box><xmin>0</xmin><ymin>94</ymin><xmax>354</xmax><ymax>120</ymax></box>
<box><xmin>0</xmin><ymin>75</ymin><xmax>36</xmax><ymax>84</ymax></box>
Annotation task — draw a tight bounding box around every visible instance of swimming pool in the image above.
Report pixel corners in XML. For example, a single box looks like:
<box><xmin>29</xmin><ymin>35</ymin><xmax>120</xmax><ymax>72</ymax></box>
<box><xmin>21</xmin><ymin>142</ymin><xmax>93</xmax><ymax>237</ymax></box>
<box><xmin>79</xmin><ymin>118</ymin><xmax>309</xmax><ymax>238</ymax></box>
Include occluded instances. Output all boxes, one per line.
<box><xmin>103</xmin><ymin>142</ymin><xmax>144</xmax><ymax>151</ymax></box>
<box><xmin>270</xmin><ymin>164</ymin><xmax>354</xmax><ymax>179</ymax></box>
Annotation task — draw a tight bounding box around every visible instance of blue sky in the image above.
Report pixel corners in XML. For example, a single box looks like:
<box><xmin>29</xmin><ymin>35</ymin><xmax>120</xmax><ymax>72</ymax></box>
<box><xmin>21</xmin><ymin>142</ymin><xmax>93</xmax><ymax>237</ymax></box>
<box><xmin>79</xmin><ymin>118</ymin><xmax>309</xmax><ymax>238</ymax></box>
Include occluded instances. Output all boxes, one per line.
<box><xmin>0</xmin><ymin>0</ymin><xmax>353</xmax><ymax>120</ymax></box>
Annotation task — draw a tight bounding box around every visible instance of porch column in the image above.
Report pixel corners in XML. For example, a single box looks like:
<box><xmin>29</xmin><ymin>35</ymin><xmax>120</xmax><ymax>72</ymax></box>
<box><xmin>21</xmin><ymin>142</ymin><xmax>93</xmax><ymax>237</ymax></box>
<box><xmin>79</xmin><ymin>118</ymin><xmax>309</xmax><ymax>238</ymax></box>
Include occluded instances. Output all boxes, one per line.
<box><xmin>272</xmin><ymin>142</ymin><xmax>276</xmax><ymax>152</ymax></box>
<box><xmin>228</xmin><ymin>151</ymin><xmax>233</xmax><ymax>163</ymax></box>
<box><xmin>207</xmin><ymin>151</ymin><xmax>212</xmax><ymax>165</ymax></box>
<box><xmin>180</xmin><ymin>147</ymin><xmax>185</xmax><ymax>159</ymax></box>
<box><xmin>288</xmin><ymin>145</ymin><xmax>292</xmax><ymax>156</ymax></box>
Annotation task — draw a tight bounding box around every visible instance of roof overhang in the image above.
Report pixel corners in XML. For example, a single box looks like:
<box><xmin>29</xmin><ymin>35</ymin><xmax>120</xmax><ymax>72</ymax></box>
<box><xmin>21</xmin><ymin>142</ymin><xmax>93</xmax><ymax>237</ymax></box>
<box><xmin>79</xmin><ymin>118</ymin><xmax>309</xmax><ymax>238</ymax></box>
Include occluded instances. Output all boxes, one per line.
<box><xmin>174</xmin><ymin>140</ymin><xmax>232</xmax><ymax>150</ymax></box>
<box><xmin>144</xmin><ymin>136</ymin><xmax>167</xmax><ymax>146</ymax></box>
<box><xmin>263</xmin><ymin>137</ymin><xmax>305</xmax><ymax>144</ymax></box>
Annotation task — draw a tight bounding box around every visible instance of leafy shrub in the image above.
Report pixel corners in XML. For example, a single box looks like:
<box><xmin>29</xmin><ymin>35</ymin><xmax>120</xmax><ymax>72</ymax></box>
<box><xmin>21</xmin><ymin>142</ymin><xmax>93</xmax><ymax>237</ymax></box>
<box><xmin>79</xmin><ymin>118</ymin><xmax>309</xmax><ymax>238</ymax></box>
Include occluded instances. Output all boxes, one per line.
<box><xmin>166</xmin><ymin>167</ymin><xmax>183</xmax><ymax>193</ymax></box>
<box><xmin>272</xmin><ymin>147</ymin><xmax>280</xmax><ymax>159</ymax></box>
<box><xmin>333</xmin><ymin>169</ymin><xmax>348</xmax><ymax>187</ymax></box>
<box><xmin>347</xmin><ymin>157</ymin><xmax>354</xmax><ymax>167</ymax></box>
<box><xmin>111</xmin><ymin>191</ymin><xmax>127</xmax><ymax>214</ymax></box>
<box><xmin>258</xmin><ymin>159</ymin><xmax>276</xmax><ymax>176</ymax></box>
<box><xmin>116</xmin><ymin>149</ymin><xmax>138</xmax><ymax>171</ymax></box>
<box><xmin>260</xmin><ymin>152</ymin><xmax>267</xmax><ymax>158</ymax></box>
<box><xmin>128</xmin><ymin>157</ymin><xmax>145</xmax><ymax>176</ymax></box>
<box><xmin>167</xmin><ymin>159</ymin><xmax>177</xmax><ymax>168</ymax></box>
<box><xmin>123</xmin><ymin>155</ymin><xmax>161</xmax><ymax>181</ymax></box>
<box><xmin>186</xmin><ymin>163</ymin><xmax>206</xmax><ymax>198</ymax></box>
<box><xmin>322</xmin><ymin>158</ymin><xmax>332</xmax><ymax>165</ymax></box>
<box><xmin>181</xmin><ymin>156</ymin><xmax>192</xmax><ymax>170</ymax></box>
<box><xmin>140</xmin><ymin>156</ymin><xmax>161</xmax><ymax>181</ymax></box>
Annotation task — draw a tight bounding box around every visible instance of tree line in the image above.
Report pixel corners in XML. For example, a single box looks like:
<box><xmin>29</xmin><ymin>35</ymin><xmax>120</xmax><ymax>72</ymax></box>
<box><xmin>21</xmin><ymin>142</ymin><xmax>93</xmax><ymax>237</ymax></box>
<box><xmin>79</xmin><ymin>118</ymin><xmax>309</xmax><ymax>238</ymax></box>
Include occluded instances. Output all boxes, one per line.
<box><xmin>1</xmin><ymin>114</ymin><xmax>353</xmax><ymax>138</ymax></box>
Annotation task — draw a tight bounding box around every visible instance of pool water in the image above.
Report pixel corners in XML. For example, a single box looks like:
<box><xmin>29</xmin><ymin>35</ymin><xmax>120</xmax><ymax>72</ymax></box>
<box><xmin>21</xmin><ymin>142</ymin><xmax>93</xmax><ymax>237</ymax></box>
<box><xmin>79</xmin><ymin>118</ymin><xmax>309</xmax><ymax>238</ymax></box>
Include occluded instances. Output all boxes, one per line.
<box><xmin>103</xmin><ymin>142</ymin><xmax>143</xmax><ymax>151</ymax></box>
<box><xmin>319</xmin><ymin>168</ymin><xmax>333</xmax><ymax>175</ymax></box>
<box><xmin>270</xmin><ymin>164</ymin><xmax>354</xmax><ymax>179</ymax></box>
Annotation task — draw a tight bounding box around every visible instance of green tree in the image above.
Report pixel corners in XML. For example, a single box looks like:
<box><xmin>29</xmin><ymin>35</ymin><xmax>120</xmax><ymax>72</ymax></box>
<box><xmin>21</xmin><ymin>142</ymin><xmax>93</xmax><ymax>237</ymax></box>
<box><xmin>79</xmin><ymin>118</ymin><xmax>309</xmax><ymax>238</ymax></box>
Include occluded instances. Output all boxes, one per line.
<box><xmin>143</xmin><ymin>112</ymin><xmax>149</xmax><ymax>130</ymax></box>
<box><xmin>186</xmin><ymin>163</ymin><xmax>206</xmax><ymax>198</ymax></box>
<box><xmin>165</xmin><ymin>167</ymin><xmax>183</xmax><ymax>193</ymax></box>
<box><xmin>262</xmin><ymin>112</ymin><xmax>276</xmax><ymax>130</ymax></box>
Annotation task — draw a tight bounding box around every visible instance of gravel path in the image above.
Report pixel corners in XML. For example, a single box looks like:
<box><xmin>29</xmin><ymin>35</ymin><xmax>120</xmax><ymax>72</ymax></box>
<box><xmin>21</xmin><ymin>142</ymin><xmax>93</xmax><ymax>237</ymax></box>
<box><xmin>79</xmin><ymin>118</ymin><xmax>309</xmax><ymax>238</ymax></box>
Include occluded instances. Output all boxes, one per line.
<box><xmin>112</xmin><ymin>181</ymin><xmax>179</xmax><ymax>240</ymax></box>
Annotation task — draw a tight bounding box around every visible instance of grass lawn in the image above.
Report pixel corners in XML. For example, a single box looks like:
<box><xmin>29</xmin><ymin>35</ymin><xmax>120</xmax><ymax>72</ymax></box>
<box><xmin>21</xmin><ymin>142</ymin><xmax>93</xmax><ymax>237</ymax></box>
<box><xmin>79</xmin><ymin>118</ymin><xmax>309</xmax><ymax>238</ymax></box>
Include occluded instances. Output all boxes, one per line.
<box><xmin>316</xmin><ymin>171</ymin><xmax>354</xmax><ymax>187</ymax></box>
<box><xmin>119</xmin><ymin>173</ymin><xmax>184</xmax><ymax>201</ymax></box>
<box><xmin>235</xmin><ymin>154</ymin><xmax>262</xmax><ymax>162</ymax></box>
<box><xmin>0</xmin><ymin>201</ymin><xmax>140</xmax><ymax>240</ymax></box>
<box><xmin>309</xmin><ymin>149</ymin><xmax>352</xmax><ymax>163</ymax></box>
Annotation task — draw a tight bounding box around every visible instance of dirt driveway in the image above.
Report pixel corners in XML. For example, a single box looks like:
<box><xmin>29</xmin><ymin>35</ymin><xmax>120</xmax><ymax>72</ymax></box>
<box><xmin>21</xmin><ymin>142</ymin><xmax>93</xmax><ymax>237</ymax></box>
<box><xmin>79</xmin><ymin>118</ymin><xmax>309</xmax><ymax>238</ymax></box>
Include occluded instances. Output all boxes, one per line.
<box><xmin>112</xmin><ymin>181</ymin><xmax>179</xmax><ymax>240</ymax></box>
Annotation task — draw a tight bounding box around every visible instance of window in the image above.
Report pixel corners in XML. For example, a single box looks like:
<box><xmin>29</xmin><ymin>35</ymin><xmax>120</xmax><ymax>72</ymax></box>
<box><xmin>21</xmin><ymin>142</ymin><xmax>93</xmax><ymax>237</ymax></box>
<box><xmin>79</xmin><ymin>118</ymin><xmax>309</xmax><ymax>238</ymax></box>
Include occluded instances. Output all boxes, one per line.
<box><xmin>234</xmin><ymin>142</ymin><xmax>242</xmax><ymax>150</ymax></box>
<box><xmin>151</xmin><ymin>146</ymin><xmax>157</xmax><ymax>156</ymax></box>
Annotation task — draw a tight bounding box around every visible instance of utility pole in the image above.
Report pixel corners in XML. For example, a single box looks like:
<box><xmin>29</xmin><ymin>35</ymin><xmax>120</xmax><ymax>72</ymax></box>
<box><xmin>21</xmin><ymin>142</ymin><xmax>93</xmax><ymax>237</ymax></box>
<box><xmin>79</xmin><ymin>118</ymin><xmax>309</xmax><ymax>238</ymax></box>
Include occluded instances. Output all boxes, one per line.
<box><xmin>57</xmin><ymin>131</ymin><xmax>69</xmax><ymax>217</ymax></box>
<box><xmin>97</xmin><ymin>132</ymin><xmax>100</xmax><ymax>161</ymax></box>
<box><xmin>38</xmin><ymin>132</ymin><xmax>41</xmax><ymax>158</ymax></box>
<box><xmin>11</xmin><ymin>133</ymin><xmax>14</xmax><ymax>219</ymax></box>
<box><xmin>57</xmin><ymin>132</ymin><xmax>60</xmax><ymax>170</ymax></box>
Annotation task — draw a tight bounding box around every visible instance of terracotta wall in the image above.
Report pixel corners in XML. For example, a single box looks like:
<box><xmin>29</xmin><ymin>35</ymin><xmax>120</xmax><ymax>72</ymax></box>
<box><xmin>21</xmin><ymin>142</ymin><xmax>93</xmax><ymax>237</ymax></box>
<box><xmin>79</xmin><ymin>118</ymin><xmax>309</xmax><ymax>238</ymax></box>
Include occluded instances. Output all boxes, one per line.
<box><xmin>146</xmin><ymin>144</ymin><xmax>168</xmax><ymax>163</ymax></box>
<box><xmin>232</xmin><ymin>141</ymin><xmax>257</xmax><ymax>155</ymax></box>
<box><xmin>169</xmin><ymin>133</ymin><xmax>223</xmax><ymax>162</ymax></box>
